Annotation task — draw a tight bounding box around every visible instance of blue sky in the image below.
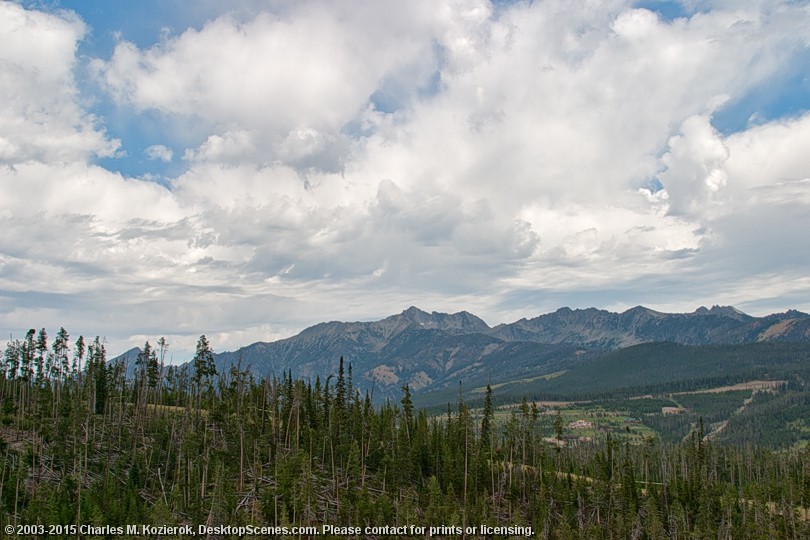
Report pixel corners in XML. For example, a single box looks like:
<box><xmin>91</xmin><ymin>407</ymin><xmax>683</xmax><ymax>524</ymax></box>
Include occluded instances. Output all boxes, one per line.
<box><xmin>53</xmin><ymin>0</ymin><xmax>224</xmax><ymax>179</ymax></box>
<box><xmin>2</xmin><ymin>0</ymin><xmax>810</xmax><ymax>359</ymax></box>
<box><xmin>712</xmin><ymin>47</ymin><xmax>810</xmax><ymax>134</ymax></box>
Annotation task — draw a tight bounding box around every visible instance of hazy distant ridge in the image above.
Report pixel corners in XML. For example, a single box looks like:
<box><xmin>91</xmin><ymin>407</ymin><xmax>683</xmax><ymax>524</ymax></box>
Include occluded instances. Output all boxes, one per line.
<box><xmin>490</xmin><ymin>305</ymin><xmax>808</xmax><ymax>347</ymax></box>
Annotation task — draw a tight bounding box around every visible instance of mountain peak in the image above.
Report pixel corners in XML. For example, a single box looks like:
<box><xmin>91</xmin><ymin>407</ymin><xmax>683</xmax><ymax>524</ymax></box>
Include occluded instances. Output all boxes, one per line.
<box><xmin>626</xmin><ymin>305</ymin><xmax>661</xmax><ymax>314</ymax></box>
<box><xmin>394</xmin><ymin>306</ymin><xmax>490</xmax><ymax>332</ymax></box>
<box><xmin>710</xmin><ymin>305</ymin><xmax>748</xmax><ymax>317</ymax></box>
<box><xmin>692</xmin><ymin>305</ymin><xmax>751</xmax><ymax>321</ymax></box>
<box><xmin>401</xmin><ymin>306</ymin><xmax>430</xmax><ymax>318</ymax></box>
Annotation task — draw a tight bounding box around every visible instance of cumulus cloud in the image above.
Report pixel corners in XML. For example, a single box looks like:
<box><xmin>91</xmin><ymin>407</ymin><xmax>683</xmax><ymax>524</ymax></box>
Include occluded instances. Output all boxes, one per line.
<box><xmin>658</xmin><ymin>115</ymin><xmax>730</xmax><ymax>217</ymax></box>
<box><xmin>144</xmin><ymin>144</ymin><xmax>173</xmax><ymax>162</ymax></box>
<box><xmin>0</xmin><ymin>2</ymin><xmax>119</xmax><ymax>164</ymax></box>
<box><xmin>92</xmin><ymin>0</ymin><xmax>443</xmax><ymax>172</ymax></box>
<box><xmin>724</xmin><ymin>113</ymin><xmax>810</xmax><ymax>191</ymax></box>
<box><xmin>2</xmin><ymin>0</ymin><xmax>810</xmax><ymax>357</ymax></box>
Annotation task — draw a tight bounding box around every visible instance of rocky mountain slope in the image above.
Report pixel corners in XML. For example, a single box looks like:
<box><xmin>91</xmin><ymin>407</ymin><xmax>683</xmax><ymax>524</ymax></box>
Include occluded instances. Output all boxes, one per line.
<box><xmin>114</xmin><ymin>305</ymin><xmax>810</xmax><ymax>400</ymax></box>
<box><xmin>212</xmin><ymin>305</ymin><xmax>810</xmax><ymax>398</ymax></box>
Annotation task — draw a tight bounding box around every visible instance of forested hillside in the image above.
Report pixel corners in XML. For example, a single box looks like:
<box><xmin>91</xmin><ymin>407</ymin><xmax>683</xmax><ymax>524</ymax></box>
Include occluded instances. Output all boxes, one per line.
<box><xmin>475</xmin><ymin>341</ymin><xmax>810</xmax><ymax>400</ymax></box>
<box><xmin>2</xmin><ymin>328</ymin><xmax>809</xmax><ymax>538</ymax></box>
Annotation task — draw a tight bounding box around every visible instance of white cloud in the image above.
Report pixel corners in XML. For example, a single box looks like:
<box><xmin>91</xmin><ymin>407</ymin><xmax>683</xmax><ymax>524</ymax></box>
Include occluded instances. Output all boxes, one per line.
<box><xmin>724</xmin><ymin>113</ymin><xmax>810</xmax><ymax>191</ymax></box>
<box><xmin>0</xmin><ymin>2</ymin><xmax>119</xmax><ymax>165</ymax></box>
<box><xmin>658</xmin><ymin>115</ymin><xmax>731</xmax><ymax>217</ymax></box>
<box><xmin>183</xmin><ymin>131</ymin><xmax>255</xmax><ymax>163</ymax></box>
<box><xmin>144</xmin><ymin>144</ymin><xmax>173</xmax><ymax>162</ymax></box>
<box><xmin>2</xmin><ymin>1</ymin><xmax>810</xmax><ymax>358</ymax></box>
<box><xmin>93</xmin><ymin>1</ymin><xmax>443</xmax><ymax>171</ymax></box>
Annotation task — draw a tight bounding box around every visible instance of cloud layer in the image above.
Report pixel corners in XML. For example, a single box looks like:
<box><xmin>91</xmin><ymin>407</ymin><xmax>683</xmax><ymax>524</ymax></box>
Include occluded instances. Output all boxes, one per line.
<box><xmin>2</xmin><ymin>0</ymin><xmax>810</xmax><ymax>358</ymax></box>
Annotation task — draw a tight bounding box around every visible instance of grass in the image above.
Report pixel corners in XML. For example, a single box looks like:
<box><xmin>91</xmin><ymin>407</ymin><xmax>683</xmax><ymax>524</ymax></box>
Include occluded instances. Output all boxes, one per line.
<box><xmin>482</xmin><ymin>402</ymin><xmax>657</xmax><ymax>444</ymax></box>
<box><xmin>471</xmin><ymin>370</ymin><xmax>568</xmax><ymax>393</ymax></box>
<box><xmin>478</xmin><ymin>385</ymin><xmax>778</xmax><ymax>445</ymax></box>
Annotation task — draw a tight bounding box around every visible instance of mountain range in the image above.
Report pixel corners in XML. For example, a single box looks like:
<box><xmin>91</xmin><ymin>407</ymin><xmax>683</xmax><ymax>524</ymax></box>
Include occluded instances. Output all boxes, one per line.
<box><xmin>114</xmin><ymin>305</ymin><xmax>810</xmax><ymax>400</ymax></box>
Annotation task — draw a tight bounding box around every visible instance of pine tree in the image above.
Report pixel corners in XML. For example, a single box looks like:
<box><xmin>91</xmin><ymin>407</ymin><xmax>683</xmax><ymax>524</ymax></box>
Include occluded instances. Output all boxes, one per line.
<box><xmin>400</xmin><ymin>384</ymin><xmax>413</xmax><ymax>441</ymax></box>
<box><xmin>88</xmin><ymin>337</ymin><xmax>107</xmax><ymax>415</ymax></box>
<box><xmin>52</xmin><ymin>327</ymin><xmax>70</xmax><ymax>383</ymax></box>
<box><xmin>192</xmin><ymin>335</ymin><xmax>216</xmax><ymax>413</ymax></box>
<box><xmin>21</xmin><ymin>329</ymin><xmax>36</xmax><ymax>383</ymax></box>
<box><xmin>73</xmin><ymin>335</ymin><xmax>85</xmax><ymax>380</ymax></box>
<box><xmin>35</xmin><ymin>327</ymin><xmax>48</xmax><ymax>386</ymax></box>
<box><xmin>3</xmin><ymin>339</ymin><xmax>21</xmax><ymax>380</ymax></box>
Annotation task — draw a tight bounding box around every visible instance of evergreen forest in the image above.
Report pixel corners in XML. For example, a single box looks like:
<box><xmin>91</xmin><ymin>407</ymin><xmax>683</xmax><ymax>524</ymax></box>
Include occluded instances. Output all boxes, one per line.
<box><xmin>1</xmin><ymin>328</ymin><xmax>809</xmax><ymax>539</ymax></box>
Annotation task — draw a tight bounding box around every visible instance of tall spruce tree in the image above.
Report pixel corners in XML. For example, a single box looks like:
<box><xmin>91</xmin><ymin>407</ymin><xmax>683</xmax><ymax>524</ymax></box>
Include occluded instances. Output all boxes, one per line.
<box><xmin>192</xmin><ymin>335</ymin><xmax>216</xmax><ymax>412</ymax></box>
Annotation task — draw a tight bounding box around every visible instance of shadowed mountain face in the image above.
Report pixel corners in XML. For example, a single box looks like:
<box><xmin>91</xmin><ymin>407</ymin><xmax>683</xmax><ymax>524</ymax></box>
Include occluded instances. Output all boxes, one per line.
<box><xmin>211</xmin><ymin>307</ymin><xmax>562</xmax><ymax>399</ymax></box>
<box><xmin>113</xmin><ymin>305</ymin><xmax>810</xmax><ymax>400</ymax></box>
<box><xmin>204</xmin><ymin>306</ymin><xmax>810</xmax><ymax>399</ymax></box>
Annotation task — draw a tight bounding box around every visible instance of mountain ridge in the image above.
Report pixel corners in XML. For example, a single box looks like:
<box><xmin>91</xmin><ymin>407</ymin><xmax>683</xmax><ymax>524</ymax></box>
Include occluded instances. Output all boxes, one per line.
<box><xmin>112</xmin><ymin>305</ymin><xmax>810</xmax><ymax>400</ymax></box>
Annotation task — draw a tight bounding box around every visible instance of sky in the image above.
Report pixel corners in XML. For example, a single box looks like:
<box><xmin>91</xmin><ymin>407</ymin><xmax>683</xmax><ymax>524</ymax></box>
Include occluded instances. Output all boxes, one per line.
<box><xmin>1</xmin><ymin>0</ymin><xmax>810</xmax><ymax>361</ymax></box>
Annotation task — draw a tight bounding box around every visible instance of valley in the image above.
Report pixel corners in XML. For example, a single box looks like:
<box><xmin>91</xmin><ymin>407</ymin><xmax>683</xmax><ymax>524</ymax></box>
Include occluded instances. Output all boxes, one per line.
<box><xmin>108</xmin><ymin>304</ymin><xmax>810</xmax><ymax>449</ymax></box>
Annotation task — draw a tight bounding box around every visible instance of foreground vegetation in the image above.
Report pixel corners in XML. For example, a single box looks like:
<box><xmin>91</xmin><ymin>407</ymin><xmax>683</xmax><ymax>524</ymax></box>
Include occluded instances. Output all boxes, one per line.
<box><xmin>1</xmin><ymin>329</ymin><xmax>809</xmax><ymax>538</ymax></box>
